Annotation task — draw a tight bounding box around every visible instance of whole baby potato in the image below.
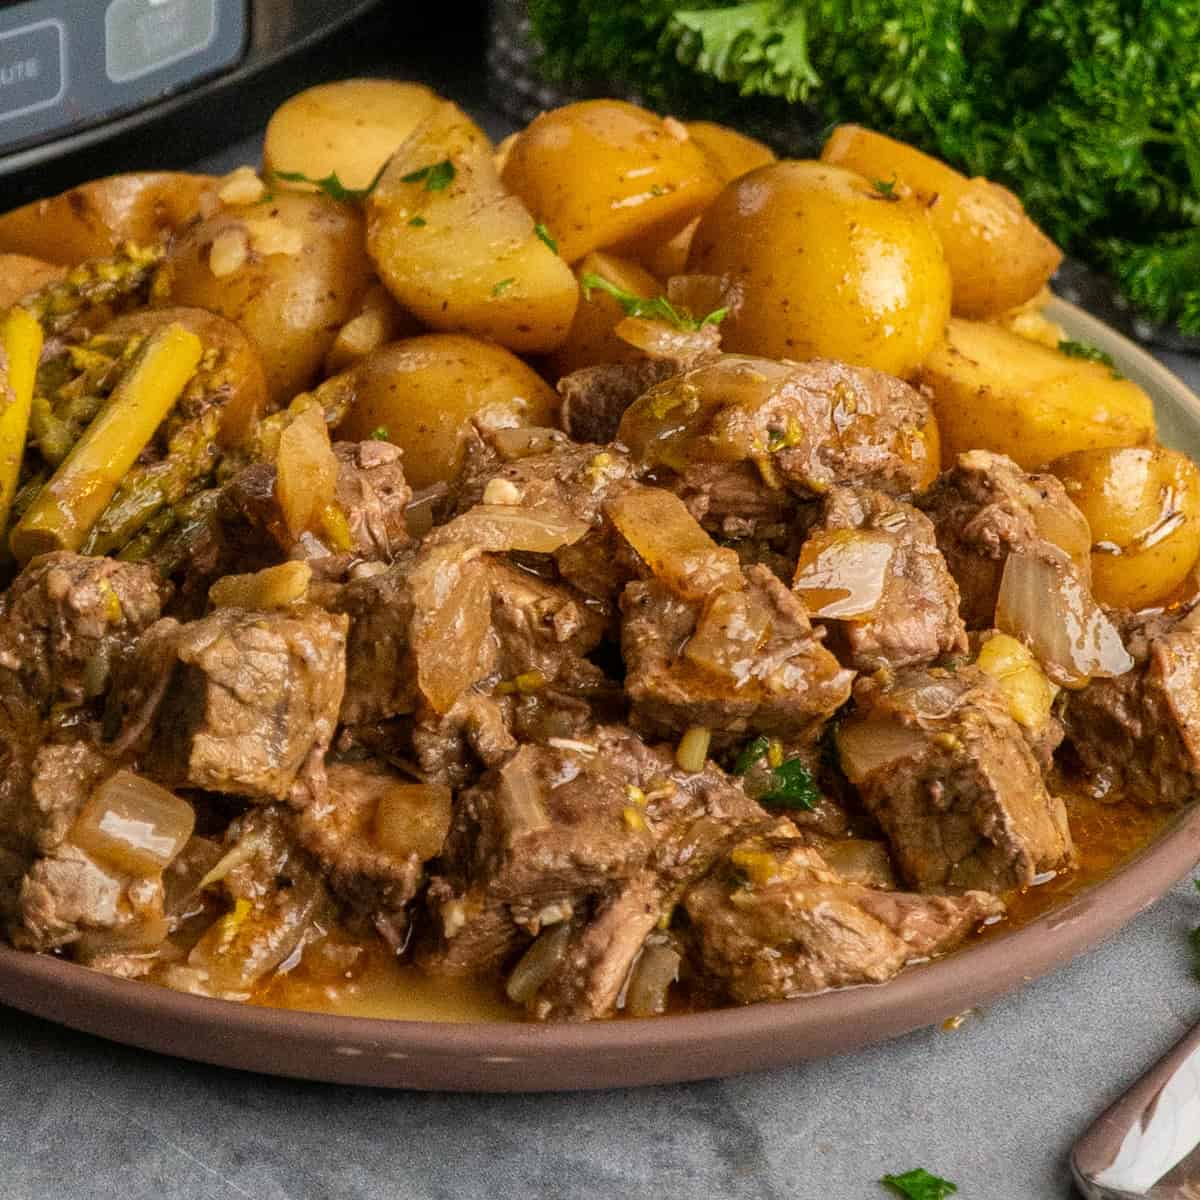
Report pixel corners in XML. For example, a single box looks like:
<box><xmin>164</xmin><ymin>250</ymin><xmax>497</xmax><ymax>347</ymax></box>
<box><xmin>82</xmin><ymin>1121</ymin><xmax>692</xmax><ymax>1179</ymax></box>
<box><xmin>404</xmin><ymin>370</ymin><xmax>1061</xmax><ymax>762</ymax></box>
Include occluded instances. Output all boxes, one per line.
<box><xmin>1050</xmin><ymin>445</ymin><xmax>1200</xmax><ymax>609</ymax></box>
<box><xmin>919</xmin><ymin>319</ymin><xmax>1156</xmax><ymax>470</ymax></box>
<box><xmin>333</xmin><ymin>334</ymin><xmax>559</xmax><ymax>489</ymax></box>
<box><xmin>821</xmin><ymin>125</ymin><xmax>1062</xmax><ymax>319</ymax></box>
<box><xmin>264</xmin><ymin>79</ymin><xmax>440</xmax><ymax>193</ymax></box>
<box><xmin>155</xmin><ymin>192</ymin><xmax>370</xmax><ymax>404</ymax></box>
<box><xmin>500</xmin><ymin>100</ymin><xmax>723</xmax><ymax>264</ymax></box>
<box><xmin>0</xmin><ymin>172</ymin><xmax>213</xmax><ymax>265</ymax></box>
<box><xmin>687</xmin><ymin>161</ymin><xmax>951</xmax><ymax>377</ymax></box>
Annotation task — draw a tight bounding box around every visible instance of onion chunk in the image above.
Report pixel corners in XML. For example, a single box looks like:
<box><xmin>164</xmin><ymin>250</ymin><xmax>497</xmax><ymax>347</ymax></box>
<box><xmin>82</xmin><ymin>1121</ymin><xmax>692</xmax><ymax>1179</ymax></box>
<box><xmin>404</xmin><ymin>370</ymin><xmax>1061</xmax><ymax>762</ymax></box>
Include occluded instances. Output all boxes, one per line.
<box><xmin>793</xmin><ymin>528</ymin><xmax>896</xmax><ymax>620</ymax></box>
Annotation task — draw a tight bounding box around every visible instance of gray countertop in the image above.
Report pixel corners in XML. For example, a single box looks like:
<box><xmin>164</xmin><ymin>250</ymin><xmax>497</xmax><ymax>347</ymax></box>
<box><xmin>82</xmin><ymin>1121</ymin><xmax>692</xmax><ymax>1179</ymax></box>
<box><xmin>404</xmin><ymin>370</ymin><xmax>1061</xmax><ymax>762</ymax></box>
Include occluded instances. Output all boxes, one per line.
<box><xmin>3</xmin><ymin>66</ymin><xmax>1200</xmax><ymax>1200</ymax></box>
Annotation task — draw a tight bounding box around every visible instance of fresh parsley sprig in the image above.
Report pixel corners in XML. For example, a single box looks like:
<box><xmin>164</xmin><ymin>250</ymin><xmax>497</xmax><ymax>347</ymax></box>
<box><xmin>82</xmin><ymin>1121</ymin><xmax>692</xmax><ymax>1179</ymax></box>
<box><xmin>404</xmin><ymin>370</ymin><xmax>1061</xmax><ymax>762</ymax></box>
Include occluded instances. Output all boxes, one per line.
<box><xmin>881</xmin><ymin>1167</ymin><xmax>958</xmax><ymax>1200</ymax></box>
<box><xmin>271</xmin><ymin>161</ymin><xmax>388</xmax><ymax>203</ymax></box>
<box><xmin>731</xmin><ymin>735</ymin><xmax>820</xmax><ymax>810</ymax></box>
<box><xmin>1057</xmin><ymin>339</ymin><xmax>1115</xmax><ymax>367</ymax></box>
<box><xmin>580</xmin><ymin>271</ymin><xmax>728</xmax><ymax>332</ymax></box>
<box><xmin>400</xmin><ymin>159</ymin><xmax>457</xmax><ymax>191</ymax></box>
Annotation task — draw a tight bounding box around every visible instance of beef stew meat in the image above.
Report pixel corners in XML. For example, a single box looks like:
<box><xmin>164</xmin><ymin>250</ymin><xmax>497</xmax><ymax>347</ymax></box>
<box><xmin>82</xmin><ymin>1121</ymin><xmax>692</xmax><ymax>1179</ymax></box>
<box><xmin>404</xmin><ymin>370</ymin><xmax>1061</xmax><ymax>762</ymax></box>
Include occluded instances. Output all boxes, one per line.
<box><xmin>839</xmin><ymin>666</ymin><xmax>1074</xmax><ymax>894</ymax></box>
<box><xmin>1062</xmin><ymin>611</ymin><xmax>1200</xmax><ymax>807</ymax></box>
<box><xmin>921</xmin><ymin>450</ymin><xmax>1092</xmax><ymax>629</ymax></box>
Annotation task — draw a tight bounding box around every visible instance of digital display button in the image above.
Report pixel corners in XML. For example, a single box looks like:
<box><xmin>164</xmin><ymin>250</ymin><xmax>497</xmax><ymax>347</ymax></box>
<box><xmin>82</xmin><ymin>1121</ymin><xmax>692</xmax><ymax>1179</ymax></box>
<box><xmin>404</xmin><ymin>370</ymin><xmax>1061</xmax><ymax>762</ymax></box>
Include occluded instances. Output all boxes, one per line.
<box><xmin>105</xmin><ymin>0</ymin><xmax>218</xmax><ymax>85</ymax></box>
<box><xmin>0</xmin><ymin>20</ymin><xmax>65</xmax><ymax>124</ymax></box>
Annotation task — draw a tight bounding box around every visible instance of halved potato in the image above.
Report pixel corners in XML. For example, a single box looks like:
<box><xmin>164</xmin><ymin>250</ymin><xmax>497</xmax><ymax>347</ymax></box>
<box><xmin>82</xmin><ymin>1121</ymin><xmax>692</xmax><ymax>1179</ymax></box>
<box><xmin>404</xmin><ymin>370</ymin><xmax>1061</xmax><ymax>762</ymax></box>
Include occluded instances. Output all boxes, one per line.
<box><xmin>333</xmin><ymin>334</ymin><xmax>559</xmax><ymax>489</ymax></box>
<box><xmin>821</xmin><ymin>125</ymin><xmax>1061</xmax><ymax>319</ymax></box>
<box><xmin>0</xmin><ymin>172</ymin><xmax>214</xmax><ymax>265</ymax></box>
<box><xmin>264</xmin><ymin>79</ymin><xmax>440</xmax><ymax>193</ymax></box>
<box><xmin>500</xmin><ymin>100</ymin><xmax>723</xmax><ymax>264</ymax></box>
<box><xmin>155</xmin><ymin>192</ymin><xmax>370</xmax><ymax>404</ymax></box>
<box><xmin>918</xmin><ymin>320</ymin><xmax>1155</xmax><ymax>469</ymax></box>
<box><xmin>367</xmin><ymin>100</ymin><xmax>578</xmax><ymax>354</ymax></box>
<box><xmin>1050</xmin><ymin>446</ymin><xmax>1200</xmax><ymax>609</ymax></box>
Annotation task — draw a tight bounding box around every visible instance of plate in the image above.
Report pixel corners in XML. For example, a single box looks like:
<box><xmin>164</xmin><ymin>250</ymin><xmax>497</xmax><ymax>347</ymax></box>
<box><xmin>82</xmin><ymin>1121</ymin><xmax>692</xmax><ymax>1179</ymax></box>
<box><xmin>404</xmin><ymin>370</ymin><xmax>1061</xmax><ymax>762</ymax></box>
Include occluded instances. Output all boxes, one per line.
<box><xmin>3</xmin><ymin>297</ymin><xmax>1200</xmax><ymax>1093</ymax></box>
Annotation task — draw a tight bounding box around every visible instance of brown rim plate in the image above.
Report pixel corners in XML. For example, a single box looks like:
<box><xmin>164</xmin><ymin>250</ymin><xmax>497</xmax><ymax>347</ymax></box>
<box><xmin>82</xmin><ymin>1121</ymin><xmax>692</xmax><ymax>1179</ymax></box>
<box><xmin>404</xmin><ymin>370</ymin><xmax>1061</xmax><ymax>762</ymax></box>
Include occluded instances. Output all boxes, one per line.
<box><xmin>2</xmin><ymin>297</ymin><xmax>1199</xmax><ymax>1092</ymax></box>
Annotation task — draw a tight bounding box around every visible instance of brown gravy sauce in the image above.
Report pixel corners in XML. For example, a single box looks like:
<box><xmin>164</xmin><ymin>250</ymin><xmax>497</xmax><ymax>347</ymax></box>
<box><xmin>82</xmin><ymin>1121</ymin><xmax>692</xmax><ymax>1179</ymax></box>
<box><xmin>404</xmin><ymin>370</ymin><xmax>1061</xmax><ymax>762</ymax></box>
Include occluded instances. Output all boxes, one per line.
<box><xmin>252</xmin><ymin>789</ymin><xmax>1175</xmax><ymax>1024</ymax></box>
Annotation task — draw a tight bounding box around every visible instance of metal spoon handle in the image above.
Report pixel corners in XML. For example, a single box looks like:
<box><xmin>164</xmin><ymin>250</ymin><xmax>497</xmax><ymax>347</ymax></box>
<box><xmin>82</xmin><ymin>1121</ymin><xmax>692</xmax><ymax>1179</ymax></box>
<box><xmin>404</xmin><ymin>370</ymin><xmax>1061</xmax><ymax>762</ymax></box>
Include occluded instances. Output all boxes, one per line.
<box><xmin>1073</xmin><ymin>1022</ymin><xmax>1200</xmax><ymax>1198</ymax></box>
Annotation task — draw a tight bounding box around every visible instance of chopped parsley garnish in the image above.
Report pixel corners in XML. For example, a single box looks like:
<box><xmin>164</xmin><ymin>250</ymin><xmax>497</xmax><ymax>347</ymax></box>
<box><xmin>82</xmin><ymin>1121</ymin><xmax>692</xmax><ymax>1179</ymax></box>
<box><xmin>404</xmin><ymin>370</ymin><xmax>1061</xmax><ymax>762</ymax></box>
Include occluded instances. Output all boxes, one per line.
<box><xmin>408</xmin><ymin>215</ymin><xmax>427</xmax><ymax>227</ymax></box>
<box><xmin>1057</xmin><ymin>338</ymin><xmax>1115</xmax><ymax>367</ymax></box>
<box><xmin>872</xmin><ymin>176</ymin><xmax>898</xmax><ymax>199</ymax></box>
<box><xmin>272</xmin><ymin>161</ymin><xmax>388</xmax><ymax>203</ymax></box>
<box><xmin>400</xmin><ymin>159</ymin><xmax>456</xmax><ymax>191</ymax></box>
<box><xmin>534</xmin><ymin>222</ymin><xmax>558</xmax><ymax>254</ymax></box>
<box><xmin>580</xmin><ymin>271</ymin><xmax>729</xmax><ymax>332</ymax></box>
<box><xmin>760</xmin><ymin>758</ymin><xmax>820</xmax><ymax>810</ymax></box>
<box><xmin>492</xmin><ymin>277</ymin><xmax>516</xmax><ymax>297</ymax></box>
<box><xmin>732</xmin><ymin>735</ymin><xmax>770</xmax><ymax>775</ymax></box>
<box><xmin>881</xmin><ymin>1168</ymin><xmax>958</xmax><ymax>1200</ymax></box>
<box><xmin>369</xmin><ymin>426</ymin><xmax>391</xmax><ymax>442</ymax></box>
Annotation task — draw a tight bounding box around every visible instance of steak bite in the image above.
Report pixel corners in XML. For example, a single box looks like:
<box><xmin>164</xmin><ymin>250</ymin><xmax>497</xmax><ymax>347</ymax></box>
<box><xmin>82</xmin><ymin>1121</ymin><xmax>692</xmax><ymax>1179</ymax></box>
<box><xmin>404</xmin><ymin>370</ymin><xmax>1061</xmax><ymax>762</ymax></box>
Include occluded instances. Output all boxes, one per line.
<box><xmin>837</xmin><ymin>665</ymin><xmax>1074</xmax><ymax>894</ymax></box>
<box><xmin>0</xmin><ymin>551</ymin><xmax>168</xmax><ymax>711</ymax></box>
<box><xmin>684</xmin><ymin>822</ymin><xmax>1003</xmax><ymax>1004</ymax></box>
<box><xmin>110</xmin><ymin>605</ymin><xmax>348</xmax><ymax>805</ymax></box>
<box><xmin>1062</xmin><ymin>614</ymin><xmax>1200</xmax><ymax>807</ymax></box>
<box><xmin>617</xmin><ymin>355</ymin><xmax>937</xmax><ymax>536</ymax></box>
<box><xmin>796</xmin><ymin>487</ymin><xmax>967</xmax><ymax>671</ymax></box>
<box><xmin>920</xmin><ymin>450</ymin><xmax>1092</xmax><ymax>628</ymax></box>
<box><xmin>621</xmin><ymin>564</ymin><xmax>853</xmax><ymax>749</ymax></box>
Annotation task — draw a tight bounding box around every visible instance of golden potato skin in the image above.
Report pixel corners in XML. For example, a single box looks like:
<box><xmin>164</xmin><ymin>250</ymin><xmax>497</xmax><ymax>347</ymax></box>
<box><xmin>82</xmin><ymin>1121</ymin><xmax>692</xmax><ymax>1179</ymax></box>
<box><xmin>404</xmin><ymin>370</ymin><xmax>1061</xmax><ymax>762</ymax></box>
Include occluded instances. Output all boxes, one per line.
<box><xmin>333</xmin><ymin>334</ymin><xmax>559</xmax><ymax>489</ymax></box>
<box><xmin>103</xmin><ymin>306</ymin><xmax>268</xmax><ymax>448</ymax></box>
<box><xmin>687</xmin><ymin>161</ymin><xmax>951</xmax><ymax>377</ymax></box>
<box><xmin>821</xmin><ymin>125</ymin><xmax>1061</xmax><ymax>319</ymax></box>
<box><xmin>264</xmin><ymin>79</ymin><xmax>440</xmax><ymax>193</ymax></box>
<box><xmin>155</xmin><ymin>192</ymin><xmax>370</xmax><ymax>404</ymax></box>
<box><xmin>367</xmin><ymin>100</ymin><xmax>578</xmax><ymax>354</ymax></box>
<box><xmin>0</xmin><ymin>254</ymin><xmax>64</xmax><ymax>308</ymax></box>
<box><xmin>548</xmin><ymin>251</ymin><xmax>662</xmax><ymax>378</ymax></box>
<box><xmin>500</xmin><ymin>100</ymin><xmax>723</xmax><ymax>264</ymax></box>
<box><xmin>686</xmin><ymin>121</ymin><xmax>776</xmax><ymax>182</ymax></box>
<box><xmin>1051</xmin><ymin>446</ymin><xmax>1200</xmax><ymax>609</ymax></box>
<box><xmin>0</xmin><ymin>172</ymin><xmax>213</xmax><ymax>266</ymax></box>
<box><xmin>919</xmin><ymin>319</ymin><xmax>1156</xmax><ymax>470</ymax></box>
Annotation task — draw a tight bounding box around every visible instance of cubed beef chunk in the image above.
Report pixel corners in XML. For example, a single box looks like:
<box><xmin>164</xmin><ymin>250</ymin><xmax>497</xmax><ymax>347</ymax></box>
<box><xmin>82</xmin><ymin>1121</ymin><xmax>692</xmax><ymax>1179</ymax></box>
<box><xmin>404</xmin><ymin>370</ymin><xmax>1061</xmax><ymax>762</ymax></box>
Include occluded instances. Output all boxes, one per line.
<box><xmin>1062</xmin><ymin>615</ymin><xmax>1200</xmax><ymax>806</ymax></box>
<box><xmin>838</xmin><ymin>666</ymin><xmax>1074</xmax><ymax>893</ymax></box>
<box><xmin>294</xmin><ymin>761</ymin><xmax>450</xmax><ymax>947</ymax></box>
<box><xmin>622</xmin><ymin>564</ymin><xmax>853</xmax><ymax>749</ymax></box>
<box><xmin>418</xmin><ymin>725</ymin><xmax>767</xmax><ymax>997</ymax></box>
<box><xmin>111</xmin><ymin>605</ymin><xmax>348</xmax><ymax>805</ymax></box>
<box><xmin>684</xmin><ymin>823</ymin><xmax>1003</xmax><ymax>1004</ymax></box>
<box><xmin>6</xmin><ymin>741</ymin><xmax>168</xmax><ymax>953</ymax></box>
<box><xmin>798</xmin><ymin>487</ymin><xmax>967</xmax><ymax>671</ymax></box>
<box><xmin>921</xmin><ymin>450</ymin><xmax>1092</xmax><ymax>628</ymax></box>
<box><xmin>617</xmin><ymin>356</ymin><xmax>937</xmax><ymax>538</ymax></box>
<box><xmin>219</xmin><ymin>440</ymin><xmax>411</xmax><ymax>576</ymax></box>
<box><xmin>0</xmin><ymin>552</ymin><xmax>167</xmax><ymax>711</ymax></box>
<box><xmin>558</xmin><ymin>359</ymin><xmax>687</xmax><ymax>445</ymax></box>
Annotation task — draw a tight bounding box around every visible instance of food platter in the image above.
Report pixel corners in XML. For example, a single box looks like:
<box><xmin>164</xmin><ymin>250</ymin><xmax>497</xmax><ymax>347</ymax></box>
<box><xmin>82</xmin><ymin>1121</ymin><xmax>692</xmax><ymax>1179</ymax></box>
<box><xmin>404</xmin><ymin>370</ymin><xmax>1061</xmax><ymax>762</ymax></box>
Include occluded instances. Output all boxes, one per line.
<box><xmin>3</xmin><ymin>294</ymin><xmax>1199</xmax><ymax>1093</ymax></box>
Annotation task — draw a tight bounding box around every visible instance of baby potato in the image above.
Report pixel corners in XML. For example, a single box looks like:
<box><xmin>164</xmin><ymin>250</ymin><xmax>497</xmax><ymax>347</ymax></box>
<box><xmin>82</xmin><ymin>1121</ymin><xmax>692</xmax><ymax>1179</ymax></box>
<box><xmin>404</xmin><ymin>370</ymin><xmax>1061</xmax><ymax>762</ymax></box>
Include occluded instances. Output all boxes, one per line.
<box><xmin>548</xmin><ymin>251</ymin><xmax>662</xmax><ymax>378</ymax></box>
<box><xmin>686</xmin><ymin>121</ymin><xmax>776</xmax><ymax>182</ymax></box>
<box><xmin>333</xmin><ymin>334</ymin><xmax>559</xmax><ymax>490</ymax></box>
<box><xmin>0</xmin><ymin>172</ymin><xmax>213</xmax><ymax>266</ymax></box>
<box><xmin>1050</xmin><ymin>446</ymin><xmax>1200</xmax><ymax>609</ymax></box>
<box><xmin>155</xmin><ymin>192</ymin><xmax>370</xmax><ymax>404</ymax></box>
<box><xmin>919</xmin><ymin>320</ymin><xmax>1156</xmax><ymax>470</ymax></box>
<box><xmin>264</xmin><ymin>79</ymin><xmax>440</xmax><ymax>193</ymax></box>
<box><xmin>103</xmin><ymin>306</ymin><xmax>268</xmax><ymax>448</ymax></box>
<box><xmin>821</xmin><ymin>125</ymin><xmax>1061</xmax><ymax>319</ymax></box>
<box><xmin>687</xmin><ymin>161</ymin><xmax>951</xmax><ymax>377</ymax></box>
<box><xmin>367</xmin><ymin>99</ymin><xmax>578</xmax><ymax>354</ymax></box>
<box><xmin>0</xmin><ymin>253</ymin><xmax>64</xmax><ymax>308</ymax></box>
<box><xmin>500</xmin><ymin>100</ymin><xmax>723</xmax><ymax>264</ymax></box>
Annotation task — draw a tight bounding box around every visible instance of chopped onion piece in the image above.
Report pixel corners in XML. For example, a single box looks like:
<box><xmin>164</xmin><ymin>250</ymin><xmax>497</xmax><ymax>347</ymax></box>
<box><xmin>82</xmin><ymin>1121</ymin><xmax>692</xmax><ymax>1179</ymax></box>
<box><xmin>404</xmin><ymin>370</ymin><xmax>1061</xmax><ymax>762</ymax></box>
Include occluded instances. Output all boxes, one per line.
<box><xmin>75</xmin><ymin>913</ymin><xmax>171</xmax><ymax>964</ymax></box>
<box><xmin>209</xmin><ymin>561</ymin><xmax>311</xmax><ymax>610</ymax></box>
<box><xmin>684</xmin><ymin>588</ymin><xmax>772</xmax><ymax>684</ymax></box>
<box><xmin>625</xmin><ymin>941</ymin><xmax>682</xmax><ymax>1017</ymax></box>
<box><xmin>276</xmin><ymin>404</ymin><xmax>339</xmax><ymax>538</ymax></box>
<box><xmin>606</xmin><ymin>484</ymin><xmax>742</xmax><ymax>600</ymax></box>
<box><xmin>614</xmin><ymin>315</ymin><xmax>718</xmax><ymax>361</ymax></box>
<box><xmin>793</xmin><ymin>529</ymin><xmax>896</xmax><ymax>620</ymax></box>
<box><xmin>70</xmin><ymin>771</ymin><xmax>195</xmax><ymax>876</ymax></box>
<box><xmin>816</xmin><ymin>839</ymin><xmax>896</xmax><ymax>890</ymax></box>
<box><xmin>996</xmin><ymin>550</ymin><xmax>1132</xmax><ymax>687</ymax></box>
<box><xmin>369</xmin><ymin>779</ymin><xmax>453</xmax><ymax>862</ymax></box>
<box><xmin>836</xmin><ymin>718</ymin><xmax>928</xmax><ymax>784</ymax></box>
<box><xmin>430</xmin><ymin>504</ymin><xmax>590</xmax><ymax>554</ymax></box>
<box><xmin>498</xmin><ymin>752</ymin><xmax>550</xmax><ymax>840</ymax></box>
<box><xmin>506</xmin><ymin>922</ymin><xmax>572</xmax><ymax>1005</ymax></box>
